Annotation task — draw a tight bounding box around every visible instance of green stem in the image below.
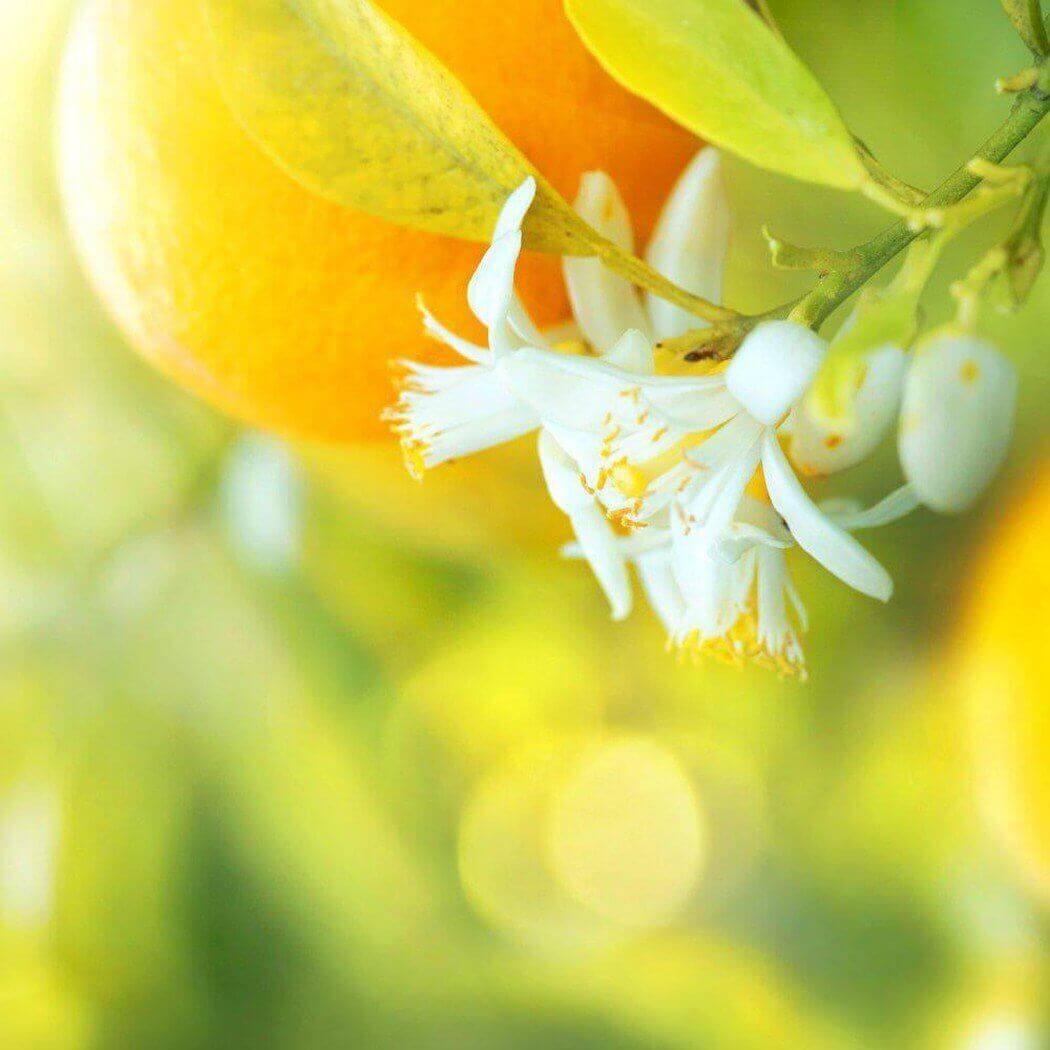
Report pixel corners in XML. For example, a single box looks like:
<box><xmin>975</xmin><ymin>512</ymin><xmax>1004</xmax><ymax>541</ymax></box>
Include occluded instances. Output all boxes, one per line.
<box><xmin>792</xmin><ymin>79</ymin><xmax>1049</xmax><ymax>328</ymax></box>
<box><xmin>597</xmin><ymin>238</ymin><xmax>738</xmax><ymax>324</ymax></box>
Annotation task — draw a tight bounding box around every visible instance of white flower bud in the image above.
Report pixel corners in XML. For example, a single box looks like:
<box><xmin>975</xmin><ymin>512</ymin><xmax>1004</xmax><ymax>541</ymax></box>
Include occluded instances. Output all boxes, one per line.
<box><xmin>645</xmin><ymin>147</ymin><xmax>730</xmax><ymax>342</ymax></box>
<box><xmin>899</xmin><ymin>333</ymin><xmax>1017</xmax><ymax>513</ymax></box>
<box><xmin>788</xmin><ymin>345</ymin><xmax>907</xmax><ymax>476</ymax></box>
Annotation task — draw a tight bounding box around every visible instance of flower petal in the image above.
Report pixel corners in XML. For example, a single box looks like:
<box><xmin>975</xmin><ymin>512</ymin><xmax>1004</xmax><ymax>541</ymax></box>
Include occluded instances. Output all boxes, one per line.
<box><xmin>754</xmin><ymin>546</ymin><xmax>806</xmax><ymax>671</ymax></box>
<box><xmin>899</xmin><ymin>333</ymin><xmax>1017</xmax><ymax>513</ymax></box>
<box><xmin>637</xmin><ymin>549</ymin><xmax>686</xmax><ymax>633</ymax></box>
<box><xmin>467</xmin><ymin>228</ymin><xmax>522</xmax><ymax>332</ymax></box>
<box><xmin>538</xmin><ymin>429</ymin><xmax>591</xmax><ymax>513</ymax></box>
<box><xmin>726</xmin><ymin>321</ymin><xmax>827</xmax><ymax>426</ymax></box>
<box><xmin>602</xmin><ymin>328</ymin><xmax>655</xmax><ymax>374</ymax></box>
<box><xmin>762</xmin><ymin>432</ymin><xmax>893</xmax><ymax>601</ymax></box>
<box><xmin>824</xmin><ymin>485</ymin><xmax>920</xmax><ymax>531</ymax></box>
<box><xmin>569</xmin><ymin>503</ymin><xmax>634</xmax><ymax>621</ymax></box>
<box><xmin>645</xmin><ymin>148</ymin><xmax>731</xmax><ymax>342</ymax></box>
<box><xmin>417</xmin><ymin>296</ymin><xmax>490</xmax><ymax>365</ymax></box>
<box><xmin>495</xmin><ymin>177</ymin><xmax>537</xmax><ymax>239</ymax></box>
<box><xmin>540</xmin><ymin>432</ymin><xmax>631</xmax><ymax>620</ymax></box>
<box><xmin>563</xmin><ymin>172</ymin><xmax>650</xmax><ymax>352</ymax></box>
<box><xmin>504</xmin><ymin>347</ymin><xmax>639</xmax><ymax>430</ymax></box>
<box><xmin>643</xmin><ymin>385</ymin><xmax>740</xmax><ymax>431</ymax></box>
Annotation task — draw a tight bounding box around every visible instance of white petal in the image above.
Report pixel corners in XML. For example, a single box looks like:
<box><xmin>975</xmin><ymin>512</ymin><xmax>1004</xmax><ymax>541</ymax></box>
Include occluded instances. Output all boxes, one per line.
<box><xmin>637</xmin><ymin>549</ymin><xmax>687</xmax><ymax>633</ymax></box>
<box><xmin>467</xmin><ymin>229</ymin><xmax>521</xmax><ymax>331</ymax></box>
<box><xmin>389</xmin><ymin>361</ymin><xmax>538</xmax><ymax>468</ymax></box>
<box><xmin>507</xmin><ymin>296</ymin><xmax>548</xmax><ymax>348</ymax></box>
<box><xmin>726</xmin><ymin>321</ymin><xmax>827</xmax><ymax>426</ymax></box>
<box><xmin>671</xmin><ymin>533</ymin><xmax>734</xmax><ymax>631</ymax></box>
<box><xmin>601</xmin><ymin>328</ymin><xmax>654</xmax><ymax>374</ymax></box>
<box><xmin>899</xmin><ymin>334</ymin><xmax>1017</xmax><ymax>513</ymax></box>
<box><xmin>417</xmin><ymin>297</ymin><xmax>490</xmax><ymax>365</ymax></box>
<box><xmin>561</xmin><ymin>527</ymin><xmax>671</xmax><ymax>562</ymax></box>
<box><xmin>824</xmin><ymin>485</ymin><xmax>920</xmax><ymax>531</ymax></box>
<box><xmin>643</xmin><ymin>386</ymin><xmax>739</xmax><ymax>431</ymax></box>
<box><xmin>788</xmin><ymin>345</ymin><xmax>907</xmax><ymax>476</ymax></box>
<box><xmin>697</xmin><ymin>437</ymin><xmax>763</xmax><ymax>544</ymax></box>
<box><xmin>495</xmin><ymin>178</ymin><xmax>537</xmax><ymax>239</ymax></box>
<box><xmin>538</xmin><ymin>430</ymin><xmax>591</xmax><ymax>514</ymax></box>
<box><xmin>682</xmin><ymin>412</ymin><xmax>762</xmax><ymax>473</ymax></box>
<box><xmin>540</xmin><ymin>432</ymin><xmax>632</xmax><ymax>620</ymax></box>
<box><xmin>762</xmin><ymin>432</ymin><xmax>893</xmax><ymax>602</ymax></box>
<box><xmin>569</xmin><ymin>503</ymin><xmax>634</xmax><ymax>621</ymax></box>
<box><xmin>505</xmin><ymin>347</ymin><xmax>638</xmax><ymax>430</ymax></box>
<box><xmin>754</xmin><ymin>546</ymin><xmax>805</xmax><ymax>668</ymax></box>
<box><xmin>563</xmin><ymin>172</ymin><xmax>650</xmax><ymax>352</ymax></box>
<box><xmin>645</xmin><ymin>148</ymin><xmax>731</xmax><ymax>341</ymax></box>
<box><xmin>544</xmin><ymin>421</ymin><xmax>605</xmax><ymax>483</ymax></box>
<box><xmin>711</xmin><ymin>496</ymin><xmax>794</xmax><ymax>561</ymax></box>
<box><xmin>424</xmin><ymin>405</ymin><xmax>538</xmax><ymax>466</ymax></box>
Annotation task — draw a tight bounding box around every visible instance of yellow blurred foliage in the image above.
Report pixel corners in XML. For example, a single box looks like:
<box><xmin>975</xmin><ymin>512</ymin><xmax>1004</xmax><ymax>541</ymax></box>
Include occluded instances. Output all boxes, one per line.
<box><xmin>965</xmin><ymin>458</ymin><xmax>1050</xmax><ymax>906</ymax></box>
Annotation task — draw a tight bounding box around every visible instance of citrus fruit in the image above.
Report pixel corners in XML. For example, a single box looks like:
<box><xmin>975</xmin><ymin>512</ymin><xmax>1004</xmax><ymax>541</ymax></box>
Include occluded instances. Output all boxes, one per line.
<box><xmin>57</xmin><ymin>0</ymin><xmax>697</xmax><ymax>444</ymax></box>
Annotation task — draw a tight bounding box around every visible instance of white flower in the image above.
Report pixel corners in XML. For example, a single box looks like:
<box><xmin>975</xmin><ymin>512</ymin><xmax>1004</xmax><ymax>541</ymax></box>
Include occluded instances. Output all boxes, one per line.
<box><xmin>899</xmin><ymin>331</ymin><xmax>1018</xmax><ymax>513</ymax></box>
<box><xmin>384</xmin><ymin>179</ymin><xmax>546</xmax><ymax>476</ymax></box>
<box><xmin>670</xmin><ymin>496</ymin><xmax>806</xmax><ymax>675</ymax></box>
<box><xmin>512</xmin><ymin>320</ymin><xmax>896</xmax><ymax>603</ymax></box>
<box><xmin>384</xmin><ymin>148</ymin><xmax>932</xmax><ymax>676</ymax></box>
<box><xmin>563</xmin><ymin>487</ymin><xmax>917</xmax><ymax>677</ymax></box>
<box><xmin>519</xmin><ymin>149</ymin><xmax>734</xmax><ymax>619</ymax></box>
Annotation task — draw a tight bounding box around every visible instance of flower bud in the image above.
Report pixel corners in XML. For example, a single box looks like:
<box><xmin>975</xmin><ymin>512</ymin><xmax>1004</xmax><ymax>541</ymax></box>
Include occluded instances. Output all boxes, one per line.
<box><xmin>899</xmin><ymin>333</ymin><xmax>1017</xmax><ymax>513</ymax></box>
<box><xmin>788</xmin><ymin>345</ymin><xmax>907</xmax><ymax>476</ymax></box>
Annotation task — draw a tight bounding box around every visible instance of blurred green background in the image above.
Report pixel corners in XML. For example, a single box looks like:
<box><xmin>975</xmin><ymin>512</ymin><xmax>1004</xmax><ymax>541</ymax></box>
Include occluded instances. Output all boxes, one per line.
<box><xmin>2</xmin><ymin>1</ymin><xmax>1049</xmax><ymax>1047</ymax></box>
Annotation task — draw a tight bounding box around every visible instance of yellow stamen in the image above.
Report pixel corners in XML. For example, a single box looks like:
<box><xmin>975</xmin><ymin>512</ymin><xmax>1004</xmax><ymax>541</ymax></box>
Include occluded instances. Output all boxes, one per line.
<box><xmin>676</xmin><ymin>613</ymin><xmax>806</xmax><ymax>681</ymax></box>
<box><xmin>609</xmin><ymin>433</ymin><xmax>709</xmax><ymax>500</ymax></box>
<box><xmin>400</xmin><ymin>441</ymin><xmax>427</xmax><ymax>481</ymax></box>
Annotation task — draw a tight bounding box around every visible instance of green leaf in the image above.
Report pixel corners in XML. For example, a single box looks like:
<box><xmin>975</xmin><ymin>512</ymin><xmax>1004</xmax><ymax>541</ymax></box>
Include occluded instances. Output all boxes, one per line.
<box><xmin>999</xmin><ymin>0</ymin><xmax>1049</xmax><ymax>55</ymax></box>
<box><xmin>564</xmin><ymin>0</ymin><xmax>866</xmax><ymax>190</ymax></box>
<box><xmin>201</xmin><ymin>0</ymin><xmax>732</xmax><ymax>321</ymax></box>
<box><xmin>203</xmin><ymin>0</ymin><xmax>568</xmax><ymax>250</ymax></box>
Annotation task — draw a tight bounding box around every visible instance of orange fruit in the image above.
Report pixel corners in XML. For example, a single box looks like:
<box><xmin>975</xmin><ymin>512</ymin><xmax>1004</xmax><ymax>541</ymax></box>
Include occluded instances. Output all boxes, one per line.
<box><xmin>963</xmin><ymin>457</ymin><xmax>1050</xmax><ymax>904</ymax></box>
<box><xmin>57</xmin><ymin>0</ymin><xmax>697</xmax><ymax>444</ymax></box>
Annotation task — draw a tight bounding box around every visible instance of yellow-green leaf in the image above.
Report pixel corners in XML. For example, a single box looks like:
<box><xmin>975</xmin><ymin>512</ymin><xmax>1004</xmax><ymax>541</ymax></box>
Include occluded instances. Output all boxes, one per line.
<box><xmin>564</xmin><ymin>0</ymin><xmax>866</xmax><ymax>190</ymax></box>
<box><xmin>203</xmin><ymin>0</ymin><xmax>578</xmax><ymax>251</ymax></box>
<box><xmin>201</xmin><ymin>0</ymin><xmax>731</xmax><ymax>321</ymax></box>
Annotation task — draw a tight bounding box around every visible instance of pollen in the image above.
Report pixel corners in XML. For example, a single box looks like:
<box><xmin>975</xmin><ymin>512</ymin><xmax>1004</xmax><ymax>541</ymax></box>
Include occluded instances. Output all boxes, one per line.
<box><xmin>400</xmin><ymin>440</ymin><xmax>428</xmax><ymax>481</ymax></box>
<box><xmin>608</xmin><ymin>506</ymin><xmax>646</xmax><ymax>532</ymax></box>
<box><xmin>960</xmin><ymin>359</ymin><xmax>981</xmax><ymax>384</ymax></box>
<box><xmin>609</xmin><ymin>462</ymin><xmax>648</xmax><ymax>500</ymax></box>
<box><xmin>611</xmin><ymin>433</ymin><xmax>708</xmax><ymax>501</ymax></box>
<box><xmin>824</xmin><ymin>434</ymin><xmax>844</xmax><ymax>450</ymax></box>
<box><xmin>676</xmin><ymin>615</ymin><xmax>806</xmax><ymax>680</ymax></box>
